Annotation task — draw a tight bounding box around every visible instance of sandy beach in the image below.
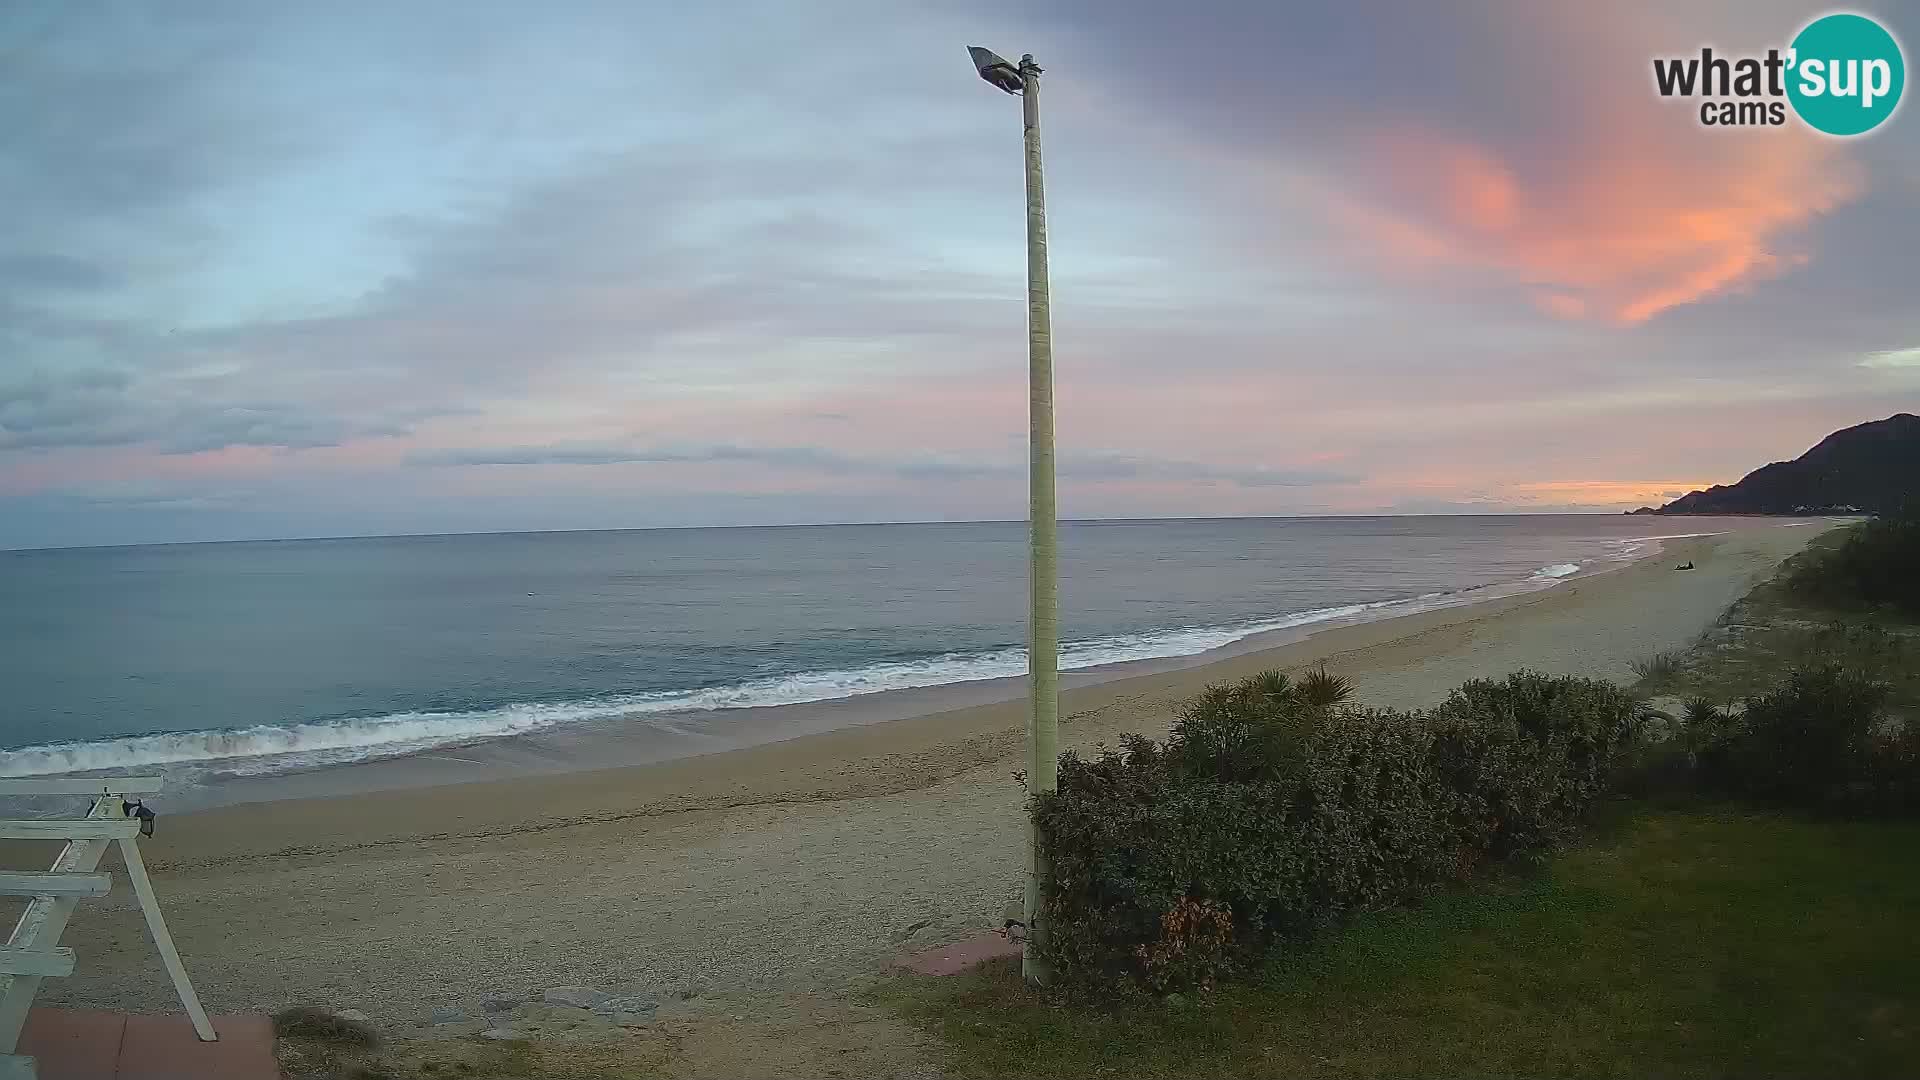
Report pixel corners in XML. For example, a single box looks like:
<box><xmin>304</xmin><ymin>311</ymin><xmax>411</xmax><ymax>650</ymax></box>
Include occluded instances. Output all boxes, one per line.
<box><xmin>26</xmin><ymin>523</ymin><xmax>1826</xmax><ymax>1036</ymax></box>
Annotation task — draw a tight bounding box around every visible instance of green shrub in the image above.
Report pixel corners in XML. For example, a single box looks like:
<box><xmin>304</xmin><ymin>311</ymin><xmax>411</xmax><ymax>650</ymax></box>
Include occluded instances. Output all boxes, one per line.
<box><xmin>1631</xmin><ymin>650</ymin><xmax>1684</xmax><ymax>689</ymax></box>
<box><xmin>1161</xmin><ymin>667</ymin><xmax>1353</xmax><ymax>783</ymax></box>
<box><xmin>1696</xmin><ymin>664</ymin><xmax>1915</xmax><ymax>814</ymax></box>
<box><xmin>1789</xmin><ymin>621</ymin><xmax>1910</xmax><ymax>679</ymax></box>
<box><xmin>1680</xmin><ymin>697</ymin><xmax>1740</xmax><ymax>772</ymax></box>
<box><xmin>1870</xmin><ymin>725</ymin><xmax>1920</xmax><ymax>812</ymax></box>
<box><xmin>1033</xmin><ymin>670</ymin><xmax>1641</xmax><ymax>993</ymax></box>
<box><xmin>1433</xmin><ymin>672</ymin><xmax>1643</xmax><ymax>851</ymax></box>
<box><xmin>1785</xmin><ymin>509</ymin><xmax>1920</xmax><ymax>617</ymax></box>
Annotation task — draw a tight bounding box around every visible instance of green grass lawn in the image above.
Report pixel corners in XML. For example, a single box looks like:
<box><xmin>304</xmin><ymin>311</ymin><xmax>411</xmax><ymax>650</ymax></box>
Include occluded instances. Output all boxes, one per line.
<box><xmin>890</xmin><ymin>533</ymin><xmax>1920</xmax><ymax>1078</ymax></box>
<box><xmin>887</xmin><ymin>805</ymin><xmax>1920</xmax><ymax>1079</ymax></box>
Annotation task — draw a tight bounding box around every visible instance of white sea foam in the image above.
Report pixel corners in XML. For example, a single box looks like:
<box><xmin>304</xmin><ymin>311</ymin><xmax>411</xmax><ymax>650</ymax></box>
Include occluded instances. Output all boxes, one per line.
<box><xmin>0</xmin><ymin>550</ymin><xmax>1638</xmax><ymax>782</ymax></box>
<box><xmin>1613</xmin><ymin>531</ymin><xmax>1727</xmax><ymax>542</ymax></box>
<box><xmin>1597</xmin><ymin>530</ymin><xmax>1728</xmax><ymax>562</ymax></box>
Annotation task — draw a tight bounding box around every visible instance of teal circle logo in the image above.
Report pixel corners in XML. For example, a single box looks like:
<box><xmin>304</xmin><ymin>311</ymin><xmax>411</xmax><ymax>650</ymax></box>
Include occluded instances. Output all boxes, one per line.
<box><xmin>1787</xmin><ymin>13</ymin><xmax>1905</xmax><ymax>135</ymax></box>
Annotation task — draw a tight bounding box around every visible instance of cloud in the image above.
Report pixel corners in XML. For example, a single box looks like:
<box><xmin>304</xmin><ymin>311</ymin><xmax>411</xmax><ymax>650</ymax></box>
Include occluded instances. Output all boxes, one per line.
<box><xmin>406</xmin><ymin>441</ymin><xmax>1357</xmax><ymax>489</ymax></box>
<box><xmin>0</xmin><ymin>366</ymin><xmax>418</xmax><ymax>453</ymax></box>
<box><xmin>0</xmin><ymin>253</ymin><xmax>124</xmax><ymax>293</ymax></box>
<box><xmin>0</xmin><ymin>6</ymin><xmax>309</xmax><ymax>298</ymax></box>
<box><xmin>0</xmin><ymin>2</ymin><xmax>1045</xmax><ymax>461</ymax></box>
<box><xmin>1</xmin><ymin>0</ymin><xmax>1914</xmax><ymax>548</ymax></box>
<box><xmin>1502</xmin><ymin>479</ymin><xmax>1721</xmax><ymax>506</ymax></box>
<box><xmin>1023</xmin><ymin>0</ymin><xmax>1882</xmax><ymax>324</ymax></box>
<box><xmin>1060</xmin><ymin>450</ymin><xmax>1355</xmax><ymax>488</ymax></box>
<box><xmin>31</xmin><ymin>482</ymin><xmax>251</xmax><ymax>512</ymax></box>
<box><xmin>408</xmin><ymin>442</ymin><xmax>887</xmax><ymax>472</ymax></box>
<box><xmin>1309</xmin><ymin>127</ymin><xmax>1862</xmax><ymax>324</ymax></box>
<box><xmin>1862</xmin><ymin>346</ymin><xmax>1920</xmax><ymax>369</ymax></box>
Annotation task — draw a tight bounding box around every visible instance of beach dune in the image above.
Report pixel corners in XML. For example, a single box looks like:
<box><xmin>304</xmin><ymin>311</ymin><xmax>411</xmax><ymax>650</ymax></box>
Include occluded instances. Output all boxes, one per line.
<box><xmin>30</xmin><ymin>524</ymin><xmax>1823</xmax><ymax>1027</ymax></box>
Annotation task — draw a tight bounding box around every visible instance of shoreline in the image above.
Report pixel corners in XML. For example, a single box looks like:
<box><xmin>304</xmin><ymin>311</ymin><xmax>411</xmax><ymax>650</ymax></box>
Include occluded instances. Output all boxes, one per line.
<box><xmin>145</xmin><ymin>540</ymin><xmax>1659</xmax><ymax>812</ymax></box>
<box><xmin>152</xmin><ymin>525</ymin><xmax>1790</xmax><ymax>854</ymax></box>
<box><xmin>33</xmin><ymin>519</ymin><xmax>1831</xmax><ymax>1023</ymax></box>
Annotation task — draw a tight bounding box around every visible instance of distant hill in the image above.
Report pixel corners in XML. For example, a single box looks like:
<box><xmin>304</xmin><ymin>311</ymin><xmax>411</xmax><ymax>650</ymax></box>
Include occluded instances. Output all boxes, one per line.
<box><xmin>1644</xmin><ymin>413</ymin><xmax>1919</xmax><ymax>516</ymax></box>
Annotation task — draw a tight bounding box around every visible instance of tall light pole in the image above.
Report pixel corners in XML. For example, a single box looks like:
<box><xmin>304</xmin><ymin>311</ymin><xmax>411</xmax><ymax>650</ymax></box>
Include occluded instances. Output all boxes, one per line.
<box><xmin>969</xmin><ymin>45</ymin><xmax>1057</xmax><ymax>986</ymax></box>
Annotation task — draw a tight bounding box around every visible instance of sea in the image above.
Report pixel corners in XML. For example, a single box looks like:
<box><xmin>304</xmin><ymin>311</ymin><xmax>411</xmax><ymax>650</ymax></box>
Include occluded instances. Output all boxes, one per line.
<box><xmin>0</xmin><ymin>516</ymin><xmax>1750</xmax><ymax>789</ymax></box>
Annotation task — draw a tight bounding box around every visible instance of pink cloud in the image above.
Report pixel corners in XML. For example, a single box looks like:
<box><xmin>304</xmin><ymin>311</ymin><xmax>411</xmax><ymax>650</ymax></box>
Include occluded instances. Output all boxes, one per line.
<box><xmin>1304</xmin><ymin>124</ymin><xmax>1863</xmax><ymax>324</ymax></box>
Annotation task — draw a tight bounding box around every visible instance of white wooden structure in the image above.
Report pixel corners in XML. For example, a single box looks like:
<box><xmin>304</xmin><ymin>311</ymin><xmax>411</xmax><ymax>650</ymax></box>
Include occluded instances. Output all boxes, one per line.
<box><xmin>0</xmin><ymin>777</ymin><xmax>213</xmax><ymax>1077</ymax></box>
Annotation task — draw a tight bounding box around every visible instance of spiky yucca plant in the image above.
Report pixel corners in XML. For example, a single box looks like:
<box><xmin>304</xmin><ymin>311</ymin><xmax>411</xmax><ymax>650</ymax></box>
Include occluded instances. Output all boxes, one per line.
<box><xmin>1167</xmin><ymin>667</ymin><xmax>1353</xmax><ymax>782</ymax></box>
<box><xmin>1295</xmin><ymin>666</ymin><xmax>1356</xmax><ymax>709</ymax></box>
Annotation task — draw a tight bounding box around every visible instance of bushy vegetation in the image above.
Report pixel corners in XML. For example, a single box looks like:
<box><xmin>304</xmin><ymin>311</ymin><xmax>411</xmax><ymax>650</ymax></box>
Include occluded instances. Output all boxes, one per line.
<box><xmin>1649</xmin><ymin>532</ymin><xmax>1918</xmax><ymax>717</ymax></box>
<box><xmin>1788</xmin><ymin>620</ymin><xmax>1912</xmax><ymax>680</ymax></box>
<box><xmin>1785</xmin><ymin>508</ymin><xmax>1920</xmax><ymax>617</ymax></box>
<box><xmin>1626</xmin><ymin>524</ymin><xmax>1917</xmax><ymax>815</ymax></box>
<box><xmin>1629</xmin><ymin>649</ymin><xmax>1684</xmax><ymax>691</ymax></box>
<box><xmin>1683</xmin><ymin>664</ymin><xmax>1918</xmax><ymax>816</ymax></box>
<box><xmin>1031</xmin><ymin>670</ymin><xmax>1640</xmax><ymax>993</ymax></box>
<box><xmin>893</xmin><ymin>809</ymin><xmax>1920</xmax><ymax>1080</ymax></box>
<box><xmin>902</xmin><ymin>539</ymin><xmax>1920</xmax><ymax>1076</ymax></box>
<box><xmin>271</xmin><ymin>1005</ymin><xmax>380</xmax><ymax>1049</ymax></box>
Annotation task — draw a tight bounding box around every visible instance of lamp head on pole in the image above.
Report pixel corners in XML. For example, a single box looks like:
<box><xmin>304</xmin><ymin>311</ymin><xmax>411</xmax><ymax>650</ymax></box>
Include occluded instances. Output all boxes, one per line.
<box><xmin>968</xmin><ymin>46</ymin><xmax>1025</xmax><ymax>94</ymax></box>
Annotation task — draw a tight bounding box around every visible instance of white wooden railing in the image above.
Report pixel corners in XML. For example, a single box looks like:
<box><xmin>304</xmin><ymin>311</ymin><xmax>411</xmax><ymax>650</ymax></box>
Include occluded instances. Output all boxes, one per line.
<box><xmin>0</xmin><ymin>777</ymin><xmax>212</xmax><ymax>1078</ymax></box>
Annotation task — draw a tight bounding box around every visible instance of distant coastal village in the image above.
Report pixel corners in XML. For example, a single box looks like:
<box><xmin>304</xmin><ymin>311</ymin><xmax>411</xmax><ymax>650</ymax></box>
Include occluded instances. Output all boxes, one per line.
<box><xmin>1631</xmin><ymin>504</ymin><xmax>1865</xmax><ymax>515</ymax></box>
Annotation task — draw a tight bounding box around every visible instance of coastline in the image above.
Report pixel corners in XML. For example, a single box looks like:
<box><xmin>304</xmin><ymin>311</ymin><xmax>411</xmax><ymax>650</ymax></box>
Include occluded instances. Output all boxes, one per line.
<box><xmin>29</xmin><ymin>521</ymin><xmax>1832</xmax><ymax>1026</ymax></box>
<box><xmin>156</xmin><ymin>531</ymin><xmax>1663</xmax><ymax>812</ymax></box>
<box><xmin>130</xmin><ymin>523</ymin><xmax>1809</xmax><ymax>857</ymax></box>
<box><xmin>23</xmin><ymin>523</ymin><xmax>1732</xmax><ymax>812</ymax></box>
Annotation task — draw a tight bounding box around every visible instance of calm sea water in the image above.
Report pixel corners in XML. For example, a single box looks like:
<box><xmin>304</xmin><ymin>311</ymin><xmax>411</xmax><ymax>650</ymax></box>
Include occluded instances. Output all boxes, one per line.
<box><xmin>0</xmin><ymin>516</ymin><xmax>1743</xmax><ymax>781</ymax></box>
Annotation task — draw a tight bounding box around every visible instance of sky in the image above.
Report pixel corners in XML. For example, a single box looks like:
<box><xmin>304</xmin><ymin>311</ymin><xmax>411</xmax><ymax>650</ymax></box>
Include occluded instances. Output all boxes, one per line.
<box><xmin>2</xmin><ymin>1</ymin><xmax>1917</xmax><ymax>549</ymax></box>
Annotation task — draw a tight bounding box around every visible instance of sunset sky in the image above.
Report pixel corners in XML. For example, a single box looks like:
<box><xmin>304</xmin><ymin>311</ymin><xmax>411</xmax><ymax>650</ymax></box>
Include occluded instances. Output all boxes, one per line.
<box><xmin>3</xmin><ymin>1</ymin><xmax>1917</xmax><ymax>548</ymax></box>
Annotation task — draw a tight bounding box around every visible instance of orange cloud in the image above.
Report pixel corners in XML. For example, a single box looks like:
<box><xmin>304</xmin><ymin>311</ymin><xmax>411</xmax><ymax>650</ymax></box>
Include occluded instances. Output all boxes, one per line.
<box><xmin>1505</xmin><ymin>479</ymin><xmax>1718</xmax><ymax>506</ymax></box>
<box><xmin>1533</xmin><ymin>293</ymin><xmax>1587</xmax><ymax>320</ymax></box>
<box><xmin>1308</xmin><ymin>123</ymin><xmax>1864</xmax><ymax>324</ymax></box>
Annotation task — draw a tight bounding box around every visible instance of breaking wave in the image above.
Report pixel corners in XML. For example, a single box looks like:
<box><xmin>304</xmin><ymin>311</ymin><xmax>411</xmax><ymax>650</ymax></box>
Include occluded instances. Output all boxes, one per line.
<box><xmin>0</xmin><ymin>547</ymin><xmax>1649</xmax><ymax>782</ymax></box>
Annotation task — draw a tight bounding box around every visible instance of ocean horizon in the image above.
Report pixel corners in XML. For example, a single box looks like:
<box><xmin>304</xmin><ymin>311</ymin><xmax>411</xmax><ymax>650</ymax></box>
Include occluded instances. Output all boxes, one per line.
<box><xmin>0</xmin><ymin>514</ymin><xmax>1759</xmax><ymax>787</ymax></box>
<box><xmin>0</xmin><ymin>509</ymin><xmax>1710</xmax><ymax>554</ymax></box>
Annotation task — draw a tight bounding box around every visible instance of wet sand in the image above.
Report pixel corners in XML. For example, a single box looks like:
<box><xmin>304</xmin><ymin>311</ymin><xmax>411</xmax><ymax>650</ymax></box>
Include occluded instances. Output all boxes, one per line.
<box><xmin>34</xmin><ymin>522</ymin><xmax>1826</xmax><ymax>1025</ymax></box>
<box><xmin>171</xmin><ymin>559</ymin><xmax>1581</xmax><ymax>812</ymax></box>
